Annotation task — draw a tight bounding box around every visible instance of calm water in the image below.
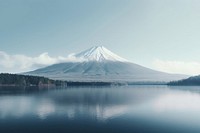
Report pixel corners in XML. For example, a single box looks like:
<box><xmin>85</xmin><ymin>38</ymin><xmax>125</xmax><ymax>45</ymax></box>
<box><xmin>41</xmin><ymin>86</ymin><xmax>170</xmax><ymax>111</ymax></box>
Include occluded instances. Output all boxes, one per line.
<box><xmin>1</xmin><ymin>85</ymin><xmax>200</xmax><ymax>133</ymax></box>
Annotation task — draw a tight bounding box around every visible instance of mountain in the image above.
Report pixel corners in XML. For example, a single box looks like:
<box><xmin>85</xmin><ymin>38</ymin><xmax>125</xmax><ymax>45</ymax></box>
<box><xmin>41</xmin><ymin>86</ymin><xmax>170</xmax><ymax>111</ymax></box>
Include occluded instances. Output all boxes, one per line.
<box><xmin>26</xmin><ymin>46</ymin><xmax>188</xmax><ymax>83</ymax></box>
<box><xmin>168</xmin><ymin>75</ymin><xmax>200</xmax><ymax>86</ymax></box>
<box><xmin>73</xmin><ymin>46</ymin><xmax>128</xmax><ymax>62</ymax></box>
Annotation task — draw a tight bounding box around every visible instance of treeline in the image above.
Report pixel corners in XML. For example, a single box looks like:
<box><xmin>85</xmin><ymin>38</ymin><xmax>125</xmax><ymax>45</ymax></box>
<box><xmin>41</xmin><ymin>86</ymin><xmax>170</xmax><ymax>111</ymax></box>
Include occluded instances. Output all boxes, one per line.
<box><xmin>168</xmin><ymin>75</ymin><xmax>200</xmax><ymax>86</ymax></box>
<box><xmin>66</xmin><ymin>81</ymin><xmax>112</xmax><ymax>86</ymax></box>
<box><xmin>0</xmin><ymin>73</ymin><xmax>67</xmax><ymax>86</ymax></box>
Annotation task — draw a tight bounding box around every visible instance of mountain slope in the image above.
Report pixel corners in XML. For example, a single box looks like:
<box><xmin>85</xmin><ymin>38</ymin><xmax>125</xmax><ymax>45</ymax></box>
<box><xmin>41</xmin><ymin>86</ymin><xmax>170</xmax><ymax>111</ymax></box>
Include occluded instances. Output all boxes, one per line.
<box><xmin>73</xmin><ymin>46</ymin><xmax>128</xmax><ymax>62</ymax></box>
<box><xmin>26</xmin><ymin>46</ymin><xmax>188</xmax><ymax>82</ymax></box>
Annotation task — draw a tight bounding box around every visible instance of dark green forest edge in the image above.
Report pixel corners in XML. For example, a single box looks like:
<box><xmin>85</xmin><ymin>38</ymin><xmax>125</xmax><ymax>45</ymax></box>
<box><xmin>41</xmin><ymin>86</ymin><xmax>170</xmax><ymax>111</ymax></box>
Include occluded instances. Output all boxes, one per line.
<box><xmin>0</xmin><ymin>73</ymin><xmax>67</xmax><ymax>87</ymax></box>
<box><xmin>168</xmin><ymin>75</ymin><xmax>200</xmax><ymax>86</ymax></box>
<box><xmin>0</xmin><ymin>73</ymin><xmax>116</xmax><ymax>87</ymax></box>
<box><xmin>0</xmin><ymin>73</ymin><xmax>162</xmax><ymax>87</ymax></box>
<box><xmin>2</xmin><ymin>73</ymin><xmax>199</xmax><ymax>87</ymax></box>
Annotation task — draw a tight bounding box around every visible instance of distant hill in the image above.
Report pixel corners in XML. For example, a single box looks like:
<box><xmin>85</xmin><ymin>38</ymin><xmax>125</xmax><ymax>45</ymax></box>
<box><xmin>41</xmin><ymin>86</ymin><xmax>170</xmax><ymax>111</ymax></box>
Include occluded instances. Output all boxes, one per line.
<box><xmin>168</xmin><ymin>75</ymin><xmax>200</xmax><ymax>86</ymax></box>
<box><xmin>0</xmin><ymin>73</ymin><xmax>66</xmax><ymax>87</ymax></box>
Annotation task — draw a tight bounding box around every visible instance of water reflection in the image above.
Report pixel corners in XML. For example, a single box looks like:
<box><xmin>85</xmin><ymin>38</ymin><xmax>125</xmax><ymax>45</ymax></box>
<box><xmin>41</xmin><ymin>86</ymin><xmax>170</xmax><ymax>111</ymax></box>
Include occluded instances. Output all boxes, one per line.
<box><xmin>153</xmin><ymin>91</ymin><xmax>200</xmax><ymax>112</ymax></box>
<box><xmin>1</xmin><ymin>85</ymin><xmax>200</xmax><ymax>132</ymax></box>
<box><xmin>0</xmin><ymin>86</ymin><xmax>165</xmax><ymax>120</ymax></box>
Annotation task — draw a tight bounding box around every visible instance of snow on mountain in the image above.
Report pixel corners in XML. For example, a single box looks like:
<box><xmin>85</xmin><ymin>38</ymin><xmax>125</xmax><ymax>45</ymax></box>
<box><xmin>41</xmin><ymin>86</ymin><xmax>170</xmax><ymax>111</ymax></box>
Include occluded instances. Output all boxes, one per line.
<box><xmin>25</xmin><ymin>46</ymin><xmax>189</xmax><ymax>83</ymax></box>
<box><xmin>72</xmin><ymin>46</ymin><xmax>128</xmax><ymax>62</ymax></box>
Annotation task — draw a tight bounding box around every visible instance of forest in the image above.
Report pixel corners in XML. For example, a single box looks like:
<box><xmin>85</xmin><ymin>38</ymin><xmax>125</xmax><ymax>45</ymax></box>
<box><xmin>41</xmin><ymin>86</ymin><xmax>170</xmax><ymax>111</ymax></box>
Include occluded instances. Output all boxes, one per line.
<box><xmin>168</xmin><ymin>75</ymin><xmax>200</xmax><ymax>86</ymax></box>
<box><xmin>0</xmin><ymin>73</ymin><xmax>66</xmax><ymax>86</ymax></box>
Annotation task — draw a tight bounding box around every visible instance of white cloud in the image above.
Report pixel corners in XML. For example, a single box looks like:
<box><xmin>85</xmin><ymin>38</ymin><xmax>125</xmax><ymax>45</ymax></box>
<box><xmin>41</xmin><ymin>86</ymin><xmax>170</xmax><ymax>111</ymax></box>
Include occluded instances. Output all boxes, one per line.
<box><xmin>153</xmin><ymin>59</ymin><xmax>200</xmax><ymax>75</ymax></box>
<box><xmin>2</xmin><ymin>51</ymin><xmax>200</xmax><ymax>76</ymax></box>
<box><xmin>0</xmin><ymin>51</ymin><xmax>77</xmax><ymax>73</ymax></box>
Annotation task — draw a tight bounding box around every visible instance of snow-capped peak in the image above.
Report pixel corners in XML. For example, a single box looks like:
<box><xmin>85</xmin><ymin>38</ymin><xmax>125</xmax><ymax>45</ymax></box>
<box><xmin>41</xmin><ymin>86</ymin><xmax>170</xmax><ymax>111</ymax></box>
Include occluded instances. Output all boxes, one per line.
<box><xmin>74</xmin><ymin>46</ymin><xmax>129</xmax><ymax>62</ymax></box>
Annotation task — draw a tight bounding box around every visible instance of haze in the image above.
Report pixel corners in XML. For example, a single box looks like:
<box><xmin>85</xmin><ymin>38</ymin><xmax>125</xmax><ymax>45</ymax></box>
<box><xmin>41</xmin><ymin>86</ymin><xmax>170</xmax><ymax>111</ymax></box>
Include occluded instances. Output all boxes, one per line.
<box><xmin>1</xmin><ymin>0</ymin><xmax>200</xmax><ymax>75</ymax></box>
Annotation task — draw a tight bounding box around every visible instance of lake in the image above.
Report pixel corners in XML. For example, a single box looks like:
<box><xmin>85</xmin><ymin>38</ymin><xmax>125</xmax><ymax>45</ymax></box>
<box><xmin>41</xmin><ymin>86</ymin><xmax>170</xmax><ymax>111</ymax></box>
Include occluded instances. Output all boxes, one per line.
<box><xmin>1</xmin><ymin>85</ymin><xmax>200</xmax><ymax>133</ymax></box>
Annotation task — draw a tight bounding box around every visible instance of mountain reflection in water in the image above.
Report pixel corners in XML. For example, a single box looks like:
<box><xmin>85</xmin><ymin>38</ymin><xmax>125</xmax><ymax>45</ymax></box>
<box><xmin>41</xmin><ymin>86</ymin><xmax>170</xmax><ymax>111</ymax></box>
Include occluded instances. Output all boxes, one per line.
<box><xmin>1</xmin><ymin>85</ymin><xmax>200</xmax><ymax>133</ymax></box>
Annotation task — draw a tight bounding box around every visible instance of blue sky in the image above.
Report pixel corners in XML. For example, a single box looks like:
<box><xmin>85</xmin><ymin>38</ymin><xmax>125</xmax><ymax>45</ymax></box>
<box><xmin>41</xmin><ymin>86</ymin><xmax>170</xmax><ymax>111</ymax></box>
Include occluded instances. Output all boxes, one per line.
<box><xmin>1</xmin><ymin>0</ymin><xmax>200</xmax><ymax>74</ymax></box>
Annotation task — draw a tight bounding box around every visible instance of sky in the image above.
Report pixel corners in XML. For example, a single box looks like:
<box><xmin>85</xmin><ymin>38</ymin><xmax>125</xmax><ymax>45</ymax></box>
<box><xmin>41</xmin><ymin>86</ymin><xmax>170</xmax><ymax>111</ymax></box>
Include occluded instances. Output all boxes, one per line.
<box><xmin>1</xmin><ymin>0</ymin><xmax>200</xmax><ymax>75</ymax></box>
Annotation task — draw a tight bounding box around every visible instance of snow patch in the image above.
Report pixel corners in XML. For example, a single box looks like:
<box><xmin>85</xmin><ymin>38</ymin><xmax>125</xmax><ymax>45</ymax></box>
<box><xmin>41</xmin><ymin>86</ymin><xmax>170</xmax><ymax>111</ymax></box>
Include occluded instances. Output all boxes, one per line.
<box><xmin>74</xmin><ymin>46</ymin><xmax>129</xmax><ymax>62</ymax></box>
